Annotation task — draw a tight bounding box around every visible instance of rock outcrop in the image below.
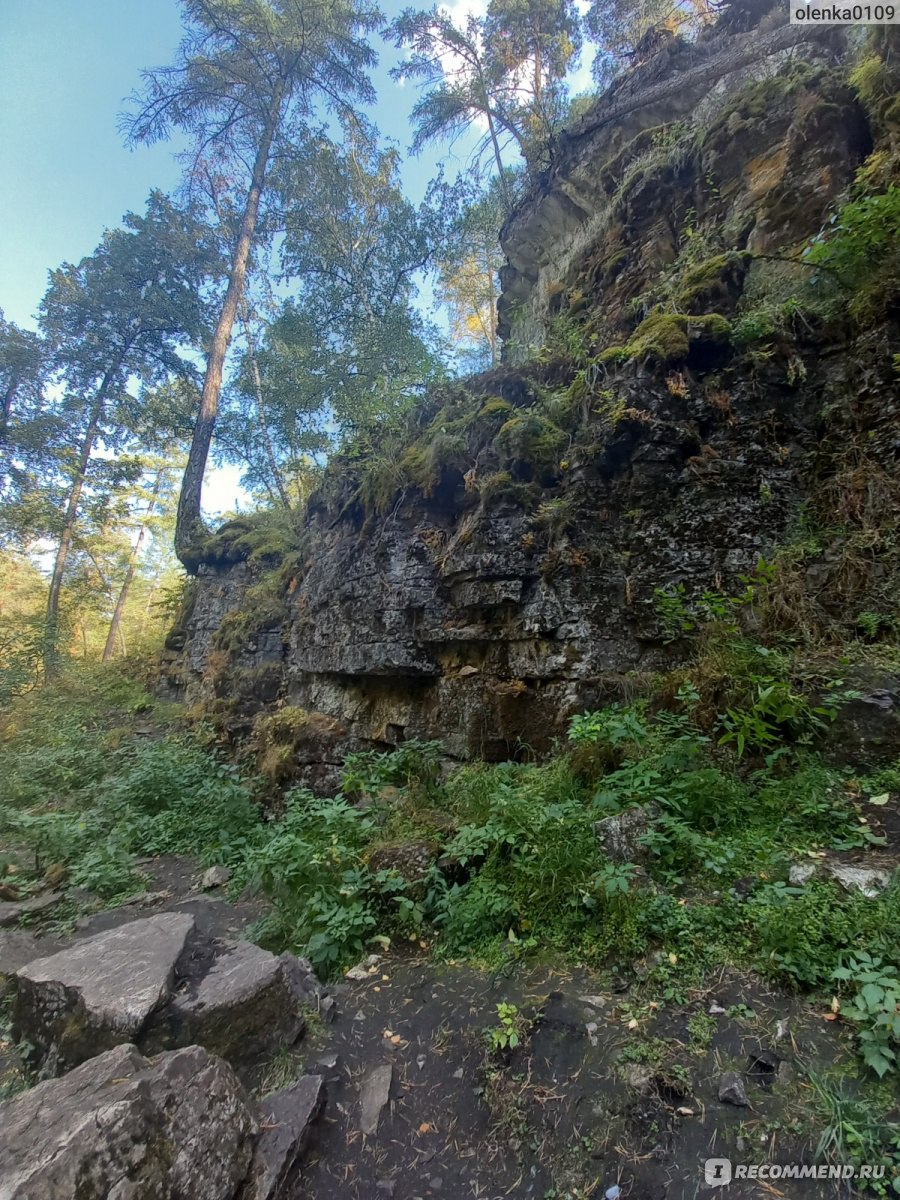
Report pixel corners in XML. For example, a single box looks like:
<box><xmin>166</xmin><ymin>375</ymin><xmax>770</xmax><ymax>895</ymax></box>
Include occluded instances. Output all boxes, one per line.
<box><xmin>11</xmin><ymin>913</ymin><xmax>325</xmax><ymax>1074</ymax></box>
<box><xmin>13</xmin><ymin>911</ymin><xmax>194</xmax><ymax>1072</ymax></box>
<box><xmin>160</xmin><ymin>1</ymin><xmax>899</xmax><ymax>785</ymax></box>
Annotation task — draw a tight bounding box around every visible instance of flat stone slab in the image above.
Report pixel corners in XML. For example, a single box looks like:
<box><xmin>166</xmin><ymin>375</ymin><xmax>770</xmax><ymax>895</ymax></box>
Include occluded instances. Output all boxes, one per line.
<box><xmin>165</xmin><ymin>940</ymin><xmax>307</xmax><ymax>1061</ymax></box>
<box><xmin>13</xmin><ymin>911</ymin><xmax>194</xmax><ymax>1072</ymax></box>
<box><xmin>359</xmin><ymin>1063</ymin><xmax>393</xmax><ymax>1135</ymax></box>
<box><xmin>787</xmin><ymin>860</ymin><xmax>893</xmax><ymax>897</ymax></box>
<box><xmin>0</xmin><ymin>1041</ymin><xmax>256</xmax><ymax>1200</ymax></box>
<box><xmin>245</xmin><ymin>1075</ymin><xmax>325</xmax><ymax>1200</ymax></box>
<box><xmin>0</xmin><ymin>892</ymin><xmax>62</xmax><ymax>928</ymax></box>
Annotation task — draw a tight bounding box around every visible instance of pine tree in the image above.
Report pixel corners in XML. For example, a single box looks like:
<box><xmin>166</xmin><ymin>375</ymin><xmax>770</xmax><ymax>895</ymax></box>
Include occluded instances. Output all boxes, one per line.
<box><xmin>123</xmin><ymin>0</ymin><xmax>381</xmax><ymax>567</ymax></box>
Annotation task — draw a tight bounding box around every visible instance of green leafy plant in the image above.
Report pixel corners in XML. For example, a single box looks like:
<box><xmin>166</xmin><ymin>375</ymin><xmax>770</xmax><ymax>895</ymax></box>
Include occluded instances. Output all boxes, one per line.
<box><xmin>833</xmin><ymin>953</ymin><xmax>900</xmax><ymax>1078</ymax></box>
<box><xmin>718</xmin><ymin>677</ymin><xmax>833</xmax><ymax>758</ymax></box>
<box><xmin>485</xmin><ymin>1002</ymin><xmax>527</xmax><ymax>1052</ymax></box>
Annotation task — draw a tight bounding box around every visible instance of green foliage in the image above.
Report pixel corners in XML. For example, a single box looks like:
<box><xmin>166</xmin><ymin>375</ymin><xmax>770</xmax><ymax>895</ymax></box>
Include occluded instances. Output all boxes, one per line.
<box><xmin>242</xmin><ymin>791</ymin><xmax>379</xmax><ymax>972</ymax></box>
<box><xmin>568</xmin><ymin>703</ymin><xmax>650</xmax><ymax>747</ymax></box>
<box><xmin>833</xmin><ymin>953</ymin><xmax>900</xmax><ymax>1078</ymax></box>
<box><xmin>485</xmin><ymin>1002</ymin><xmax>526</xmax><ymax>1052</ymax></box>
<box><xmin>808</xmin><ymin>1070</ymin><xmax>900</xmax><ymax>1194</ymax></box>
<box><xmin>750</xmin><ymin>880</ymin><xmax>900</xmax><ymax>990</ymax></box>
<box><xmin>803</xmin><ymin>186</ymin><xmax>900</xmax><ymax>321</ymax></box>
<box><xmin>717</xmin><ymin>678</ymin><xmax>833</xmax><ymax>758</ymax></box>
<box><xmin>341</xmin><ymin>740</ymin><xmax>444</xmax><ymax>798</ymax></box>
<box><xmin>0</xmin><ymin>667</ymin><xmax>261</xmax><ymax>898</ymax></box>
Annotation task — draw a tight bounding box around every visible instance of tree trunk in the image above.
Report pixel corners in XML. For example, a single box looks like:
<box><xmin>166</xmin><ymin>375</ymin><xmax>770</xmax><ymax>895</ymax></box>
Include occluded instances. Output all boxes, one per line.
<box><xmin>175</xmin><ymin>89</ymin><xmax>284</xmax><ymax>566</ymax></box>
<box><xmin>43</xmin><ymin>357</ymin><xmax>124</xmax><ymax>680</ymax></box>
<box><xmin>102</xmin><ymin>472</ymin><xmax>163</xmax><ymax>662</ymax></box>
<box><xmin>485</xmin><ymin>237</ymin><xmax>499</xmax><ymax>366</ymax></box>
<box><xmin>485</xmin><ymin>108</ymin><xmax>513</xmax><ymax>212</ymax></box>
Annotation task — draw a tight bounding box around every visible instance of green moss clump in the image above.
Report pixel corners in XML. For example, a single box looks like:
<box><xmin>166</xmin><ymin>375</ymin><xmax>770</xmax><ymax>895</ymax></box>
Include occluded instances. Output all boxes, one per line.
<box><xmin>188</xmin><ymin>508</ymin><xmax>308</xmax><ymax>572</ymax></box>
<box><xmin>216</xmin><ymin>594</ymin><xmax>288</xmax><ymax>654</ymax></box>
<box><xmin>628</xmin><ymin>312</ymin><xmax>732</xmax><ymax>363</ymax></box>
<box><xmin>702</xmin><ymin>63</ymin><xmax>823</xmax><ymax>142</ymax></box>
<box><xmin>478</xmin><ymin>396</ymin><xmax>515</xmax><ymax>419</ymax></box>
<box><xmin>496</xmin><ymin>413</ymin><xmax>568</xmax><ymax>474</ymax></box>
<box><xmin>597</xmin><ymin>345</ymin><xmax>631</xmax><ymax>365</ymax></box>
<box><xmin>626</xmin><ymin>312</ymin><xmax>691</xmax><ymax>362</ymax></box>
<box><xmin>479</xmin><ymin>470</ymin><xmax>541</xmax><ymax>507</ymax></box>
<box><xmin>675</xmin><ymin>251</ymin><xmax>752</xmax><ymax>311</ymax></box>
<box><xmin>401</xmin><ymin>430</ymin><xmax>468</xmax><ymax>497</ymax></box>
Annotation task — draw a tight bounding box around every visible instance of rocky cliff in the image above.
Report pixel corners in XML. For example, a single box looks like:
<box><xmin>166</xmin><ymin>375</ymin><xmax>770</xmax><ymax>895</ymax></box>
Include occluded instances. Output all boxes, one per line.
<box><xmin>163</xmin><ymin>4</ymin><xmax>900</xmax><ymax>790</ymax></box>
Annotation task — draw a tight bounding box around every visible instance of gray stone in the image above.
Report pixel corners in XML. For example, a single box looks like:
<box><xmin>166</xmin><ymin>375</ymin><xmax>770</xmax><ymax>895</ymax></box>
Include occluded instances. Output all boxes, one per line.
<box><xmin>824</xmin><ymin>671</ymin><xmax>900</xmax><ymax>768</ymax></box>
<box><xmin>359</xmin><ymin>1063</ymin><xmax>393</xmax><ymax>1135</ymax></box>
<box><xmin>13</xmin><ymin>911</ymin><xmax>194</xmax><ymax>1072</ymax></box>
<box><xmin>166</xmin><ymin>939</ymin><xmax>306</xmax><ymax>1061</ymax></box>
<box><xmin>579</xmin><ymin>994</ymin><xmax>609</xmax><ymax>1011</ymax></box>
<box><xmin>594</xmin><ymin>804</ymin><xmax>660</xmax><ymax>862</ymax></box>
<box><xmin>0</xmin><ymin>1042</ymin><xmax>256</xmax><ymax>1200</ymax></box>
<box><xmin>717</xmin><ymin>1071</ymin><xmax>748</xmax><ymax>1106</ymax></box>
<box><xmin>0</xmin><ymin>891</ymin><xmax>63</xmax><ymax>928</ymax></box>
<box><xmin>0</xmin><ymin>930</ymin><xmax>45</xmax><ymax>980</ymax></box>
<box><xmin>621</xmin><ymin>1063</ymin><xmax>654</xmax><ymax>1094</ymax></box>
<box><xmin>788</xmin><ymin>863</ymin><xmax>819</xmax><ymax>886</ymax></box>
<box><xmin>826</xmin><ymin>863</ymin><xmax>892</xmax><ymax>898</ymax></box>
<box><xmin>281</xmin><ymin>951</ymin><xmax>334</xmax><ymax>1017</ymax></box>
<box><xmin>202</xmin><ymin>864</ymin><xmax>232</xmax><ymax>890</ymax></box>
<box><xmin>244</xmin><ymin>1075</ymin><xmax>324</xmax><ymax>1200</ymax></box>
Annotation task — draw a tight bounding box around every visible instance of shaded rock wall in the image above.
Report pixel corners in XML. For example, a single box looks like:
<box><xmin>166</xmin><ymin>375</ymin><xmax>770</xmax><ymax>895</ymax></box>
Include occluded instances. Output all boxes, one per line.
<box><xmin>163</xmin><ymin>5</ymin><xmax>898</xmax><ymax>789</ymax></box>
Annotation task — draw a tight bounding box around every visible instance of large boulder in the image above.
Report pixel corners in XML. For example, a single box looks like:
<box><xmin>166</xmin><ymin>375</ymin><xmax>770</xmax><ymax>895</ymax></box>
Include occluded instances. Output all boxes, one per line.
<box><xmin>0</xmin><ymin>1042</ymin><xmax>256</xmax><ymax>1200</ymax></box>
<box><xmin>160</xmin><ymin>940</ymin><xmax>310</xmax><ymax>1061</ymax></box>
<box><xmin>13</xmin><ymin>911</ymin><xmax>194</xmax><ymax>1073</ymax></box>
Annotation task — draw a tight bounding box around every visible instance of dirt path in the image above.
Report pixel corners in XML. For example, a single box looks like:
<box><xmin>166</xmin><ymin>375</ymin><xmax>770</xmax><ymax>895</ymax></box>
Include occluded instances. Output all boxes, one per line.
<box><xmin>289</xmin><ymin>956</ymin><xmax>860</xmax><ymax>1200</ymax></box>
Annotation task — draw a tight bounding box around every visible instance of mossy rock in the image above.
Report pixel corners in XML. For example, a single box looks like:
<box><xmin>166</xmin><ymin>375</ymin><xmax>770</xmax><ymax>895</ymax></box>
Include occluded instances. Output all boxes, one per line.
<box><xmin>215</xmin><ymin>594</ymin><xmax>288</xmax><ymax>653</ymax></box>
<box><xmin>478</xmin><ymin>396</ymin><xmax>515</xmax><ymax>419</ymax></box>
<box><xmin>675</xmin><ymin>251</ymin><xmax>752</xmax><ymax>313</ymax></box>
<box><xmin>479</xmin><ymin>470</ymin><xmax>542</xmax><ymax>508</ymax></box>
<box><xmin>254</xmin><ymin>707</ymin><xmax>348</xmax><ymax>784</ymax></box>
<box><xmin>495</xmin><ymin>413</ymin><xmax>567</xmax><ymax>474</ymax></box>
<box><xmin>622</xmin><ymin>311</ymin><xmax>732</xmax><ymax>364</ymax></box>
<box><xmin>401</xmin><ymin>430</ymin><xmax>468</xmax><ymax>498</ymax></box>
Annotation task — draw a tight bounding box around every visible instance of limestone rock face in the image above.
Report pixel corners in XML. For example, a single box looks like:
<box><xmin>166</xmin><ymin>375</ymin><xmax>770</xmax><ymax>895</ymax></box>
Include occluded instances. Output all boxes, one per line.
<box><xmin>0</xmin><ymin>1042</ymin><xmax>256</xmax><ymax>1200</ymax></box>
<box><xmin>496</xmin><ymin>16</ymin><xmax>859</xmax><ymax>345</ymax></box>
<box><xmin>13</xmin><ymin>911</ymin><xmax>194</xmax><ymax>1072</ymax></box>
<box><xmin>159</xmin><ymin>3</ymin><xmax>896</xmax><ymax>786</ymax></box>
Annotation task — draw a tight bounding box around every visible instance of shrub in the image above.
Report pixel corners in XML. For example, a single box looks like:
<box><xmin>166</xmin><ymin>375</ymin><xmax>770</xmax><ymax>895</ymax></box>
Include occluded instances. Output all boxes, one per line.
<box><xmin>803</xmin><ymin>186</ymin><xmax>900</xmax><ymax>321</ymax></box>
